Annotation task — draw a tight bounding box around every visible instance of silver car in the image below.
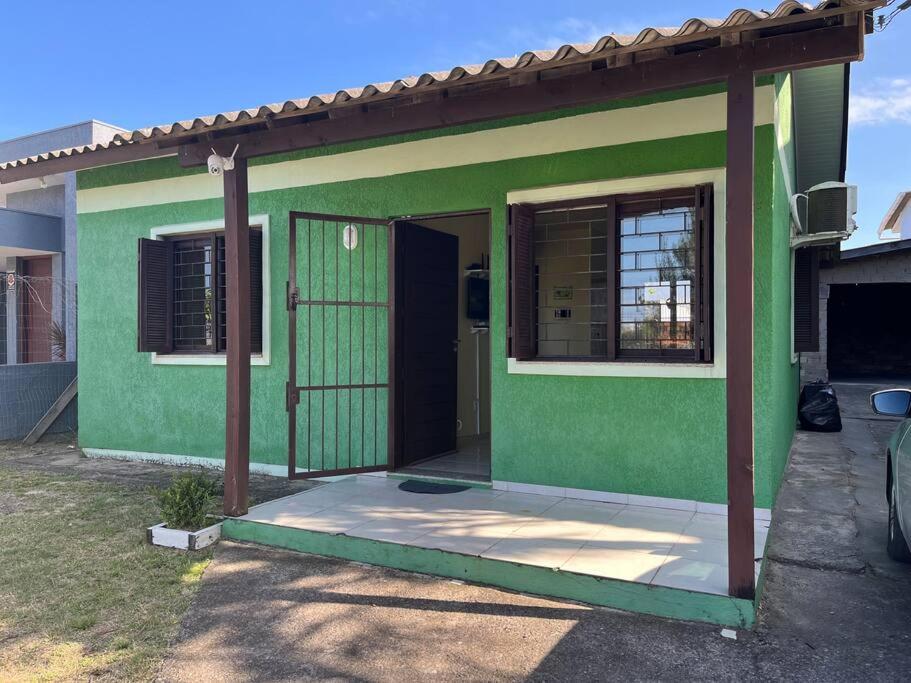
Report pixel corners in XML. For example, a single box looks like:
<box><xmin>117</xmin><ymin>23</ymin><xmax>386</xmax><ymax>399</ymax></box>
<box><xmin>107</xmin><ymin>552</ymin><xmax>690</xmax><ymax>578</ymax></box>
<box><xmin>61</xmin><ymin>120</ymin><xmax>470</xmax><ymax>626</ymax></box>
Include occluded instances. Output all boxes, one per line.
<box><xmin>871</xmin><ymin>389</ymin><xmax>911</xmax><ymax>562</ymax></box>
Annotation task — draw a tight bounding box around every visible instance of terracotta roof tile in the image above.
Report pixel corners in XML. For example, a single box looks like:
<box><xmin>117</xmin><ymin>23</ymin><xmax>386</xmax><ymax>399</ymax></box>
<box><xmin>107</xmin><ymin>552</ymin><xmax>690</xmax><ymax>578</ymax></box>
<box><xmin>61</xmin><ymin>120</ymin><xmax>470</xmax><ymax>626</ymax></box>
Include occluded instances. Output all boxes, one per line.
<box><xmin>0</xmin><ymin>0</ymin><xmax>877</xmax><ymax>172</ymax></box>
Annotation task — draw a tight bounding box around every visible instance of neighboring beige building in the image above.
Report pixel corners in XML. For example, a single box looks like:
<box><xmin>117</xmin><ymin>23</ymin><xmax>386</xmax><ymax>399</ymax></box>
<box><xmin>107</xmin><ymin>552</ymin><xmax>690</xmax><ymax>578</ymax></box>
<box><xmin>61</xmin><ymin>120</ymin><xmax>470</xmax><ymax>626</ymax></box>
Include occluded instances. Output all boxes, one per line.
<box><xmin>878</xmin><ymin>191</ymin><xmax>911</xmax><ymax>240</ymax></box>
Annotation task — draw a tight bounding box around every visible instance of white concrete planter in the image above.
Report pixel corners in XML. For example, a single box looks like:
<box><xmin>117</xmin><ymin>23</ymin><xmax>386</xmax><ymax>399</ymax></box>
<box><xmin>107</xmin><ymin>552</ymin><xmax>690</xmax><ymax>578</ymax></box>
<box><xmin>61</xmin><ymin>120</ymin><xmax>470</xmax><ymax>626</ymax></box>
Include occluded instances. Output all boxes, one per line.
<box><xmin>147</xmin><ymin>521</ymin><xmax>222</xmax><ymax>550</ymax></box>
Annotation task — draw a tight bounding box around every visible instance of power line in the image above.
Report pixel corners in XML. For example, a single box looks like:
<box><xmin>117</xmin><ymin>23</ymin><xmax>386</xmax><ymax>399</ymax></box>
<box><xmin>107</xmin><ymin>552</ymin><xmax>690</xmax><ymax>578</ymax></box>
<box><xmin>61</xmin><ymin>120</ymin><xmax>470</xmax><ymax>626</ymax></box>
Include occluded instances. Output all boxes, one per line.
<box><xmin>876</xmin><ymin>0</ymin><xmax>911</xmax><ymax>31</ymax></box>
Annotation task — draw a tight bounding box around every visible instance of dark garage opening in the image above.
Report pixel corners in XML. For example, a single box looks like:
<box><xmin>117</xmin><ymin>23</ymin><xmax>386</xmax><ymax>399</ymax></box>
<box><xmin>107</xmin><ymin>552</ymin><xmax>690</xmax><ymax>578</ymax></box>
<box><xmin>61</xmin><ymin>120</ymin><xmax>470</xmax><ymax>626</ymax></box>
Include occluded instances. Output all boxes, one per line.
<box><xmin>828</xmin><ymin>283</ymin><xmax>911</xmax><ymax>380</ymax></box>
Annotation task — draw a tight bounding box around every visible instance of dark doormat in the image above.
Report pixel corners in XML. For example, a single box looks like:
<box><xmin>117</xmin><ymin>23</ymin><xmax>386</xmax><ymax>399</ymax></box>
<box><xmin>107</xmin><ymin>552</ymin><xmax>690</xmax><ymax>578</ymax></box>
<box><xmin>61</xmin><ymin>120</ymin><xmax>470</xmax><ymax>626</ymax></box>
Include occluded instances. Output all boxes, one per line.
<box><xmin>398</xmin><ymin>480</ymin><xmax>471</xmax><ymax>494</ymax></box>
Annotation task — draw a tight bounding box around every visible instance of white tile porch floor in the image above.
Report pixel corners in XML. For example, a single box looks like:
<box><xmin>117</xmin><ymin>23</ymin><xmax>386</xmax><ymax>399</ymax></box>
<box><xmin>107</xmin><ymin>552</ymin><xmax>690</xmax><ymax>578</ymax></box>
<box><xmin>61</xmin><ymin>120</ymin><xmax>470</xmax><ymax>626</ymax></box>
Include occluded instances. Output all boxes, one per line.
<box><xmin>401</xmin><ymin>435</ymin><xmax>492</xmax><ymax>480</ymax></box>
<box><xmin>240</xmin><ymin>475</ymin><xmax>769</xmax><ymax>596</ymax></box>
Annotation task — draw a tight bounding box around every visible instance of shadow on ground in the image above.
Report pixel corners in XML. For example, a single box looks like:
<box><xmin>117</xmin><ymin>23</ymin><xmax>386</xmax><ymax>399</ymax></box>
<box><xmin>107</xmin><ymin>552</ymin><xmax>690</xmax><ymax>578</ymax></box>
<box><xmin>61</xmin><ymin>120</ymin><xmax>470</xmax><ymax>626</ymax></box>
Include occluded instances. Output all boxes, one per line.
<box><xmin>5</xmin><ymin>385</ymin><xmax>911</xmax><ymax>680</ymax></box>
<box><xmin>152</xmin><ymin>382</ymin><xmax>911</xmax><ymax>680</ymax></box>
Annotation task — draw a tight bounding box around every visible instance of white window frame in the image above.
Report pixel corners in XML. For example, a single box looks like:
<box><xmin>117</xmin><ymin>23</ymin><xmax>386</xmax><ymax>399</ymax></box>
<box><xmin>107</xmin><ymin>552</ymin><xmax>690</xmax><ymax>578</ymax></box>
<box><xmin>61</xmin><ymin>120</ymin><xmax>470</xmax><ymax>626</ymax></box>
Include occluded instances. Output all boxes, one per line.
<box><xmin>148</xmin><ymin>214</ymin><xmax>271</xmax><ymax>366</ymax></box>
<box><xmin>506</xmin><ymin>169</ymin><xmax>726</xmax><ymax>379</ymax></box>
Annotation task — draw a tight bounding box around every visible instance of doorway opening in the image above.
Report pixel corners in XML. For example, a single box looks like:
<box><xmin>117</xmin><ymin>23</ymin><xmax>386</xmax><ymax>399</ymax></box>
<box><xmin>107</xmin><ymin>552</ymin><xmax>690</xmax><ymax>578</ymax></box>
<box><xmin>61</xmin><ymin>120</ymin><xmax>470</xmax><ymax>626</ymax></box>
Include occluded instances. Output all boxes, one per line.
<box><xmin>392</xmin><ymin>212</ymin><xmax>492</xmax><ymax>482</ymax></box>
<box><xmin>18</xmin><ymin>256</ymin><xmax>54</xmax><ymax>364</ymax></box>
<box><xmin>828</xmin><ymin>282</ymin><xmax>911</xmax><ymax>381</ymax></box>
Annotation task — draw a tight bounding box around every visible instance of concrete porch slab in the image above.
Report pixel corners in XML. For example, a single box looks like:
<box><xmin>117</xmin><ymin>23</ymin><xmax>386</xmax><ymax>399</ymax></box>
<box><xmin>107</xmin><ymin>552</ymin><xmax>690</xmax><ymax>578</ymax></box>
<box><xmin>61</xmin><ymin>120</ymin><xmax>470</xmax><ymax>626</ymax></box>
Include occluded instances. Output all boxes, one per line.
<box><xmin>222</xmin><ymin>475</ymin><xmax>765</xmax><ymax>626</ymax></box>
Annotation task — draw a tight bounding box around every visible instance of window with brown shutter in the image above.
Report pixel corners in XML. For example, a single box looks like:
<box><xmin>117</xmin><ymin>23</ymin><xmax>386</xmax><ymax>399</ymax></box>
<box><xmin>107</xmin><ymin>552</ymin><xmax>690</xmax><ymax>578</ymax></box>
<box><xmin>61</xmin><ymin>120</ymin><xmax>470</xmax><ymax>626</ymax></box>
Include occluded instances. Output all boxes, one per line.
<box><xmin>137</xmin><ymin>229</ymin><xmax>263</xmax><ymax>355</ymax></box>
<box><xmin>793</xmin><ymin>247</ymin><xmax>819</xmax><ymax>353</ymax></box>
<box><xmin>507</xmin><ymin>185</ymin><xmax>714</xmax><ymax>363</ymax></box>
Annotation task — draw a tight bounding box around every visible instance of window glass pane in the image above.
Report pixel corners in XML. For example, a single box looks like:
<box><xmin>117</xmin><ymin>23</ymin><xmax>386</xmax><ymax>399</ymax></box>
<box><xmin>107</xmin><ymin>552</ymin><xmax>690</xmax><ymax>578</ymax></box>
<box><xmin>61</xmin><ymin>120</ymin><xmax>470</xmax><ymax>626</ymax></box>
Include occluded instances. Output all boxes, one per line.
<box><xmin>618</xmin><ymin>205</ymin><xmax>695</xmax><ymax>353</ymax></box>
<box><xmin>169</xmin><ymin>230</ymin><xmax>263</xmax><ymax>354</ymax></box>
<box><xmin>620</xmin><ymin>234</ymin><xmax>659</xmax><ymax>251</ymax></box>
<box><xmin>534</xmin><ymin>205</ymin><xmax>609</xmax><ymax>358</ymax></box>
<box><xmin>173</xmin><ymin>236</ymin><xmax>214</xmax><ymax>350</ymax></box>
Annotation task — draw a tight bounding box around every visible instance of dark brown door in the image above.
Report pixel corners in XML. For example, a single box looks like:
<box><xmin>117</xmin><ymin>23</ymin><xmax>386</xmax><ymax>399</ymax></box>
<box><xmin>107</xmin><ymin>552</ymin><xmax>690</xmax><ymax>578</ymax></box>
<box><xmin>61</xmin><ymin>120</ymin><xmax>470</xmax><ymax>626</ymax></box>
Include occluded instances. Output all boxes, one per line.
<box><xmin>19</xmin><ymin>256</ymin><xmax>53</xmax><ymax>363</ymax></box>
<box><xmin>397</xmin><ymin>221</ymin><xmax>459</xmax><ymax>466</ymax></box>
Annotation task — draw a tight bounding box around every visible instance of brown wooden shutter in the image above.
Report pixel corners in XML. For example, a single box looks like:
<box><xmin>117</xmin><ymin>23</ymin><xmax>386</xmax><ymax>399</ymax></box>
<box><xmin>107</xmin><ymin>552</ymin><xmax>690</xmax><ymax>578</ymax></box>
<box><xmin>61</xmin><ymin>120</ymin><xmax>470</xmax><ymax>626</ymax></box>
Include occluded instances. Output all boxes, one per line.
<box><xmin>137</xmin><ymin>238</ymin><xmax>173</xmax><ymax>353</ymax></box>
<box><xmin>507</xmin><ymin>204</ymin><xmax>536</xmax><ymax>360</ymax></box>
<box><xmin>695</xmin><ymin>184</ymin><xmax>714</xmax><ymax>362</ymax></box>
<box><xmin>249</xmin><ymin>229</ymin><xmax>264</xmax><ymax>353</ymax></box>
<box><xmin>794</xmin><ymin>247</ymin><xmax>820</xmax><ymax>352</ymax></box>
<box><xmin>216</xmin><ymin>230</ymin><xmax>264</xmax><ymax>353</ymax></box>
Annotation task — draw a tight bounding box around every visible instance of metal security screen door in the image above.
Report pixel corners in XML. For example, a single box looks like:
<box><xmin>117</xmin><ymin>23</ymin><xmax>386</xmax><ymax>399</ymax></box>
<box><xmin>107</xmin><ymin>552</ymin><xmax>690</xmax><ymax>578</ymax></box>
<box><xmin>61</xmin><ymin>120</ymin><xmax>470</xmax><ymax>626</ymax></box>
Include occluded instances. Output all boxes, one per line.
<box><xmin>287</xmin><ymin>212</ymin><xmax>392</xmax><ymax>479</ymax></box>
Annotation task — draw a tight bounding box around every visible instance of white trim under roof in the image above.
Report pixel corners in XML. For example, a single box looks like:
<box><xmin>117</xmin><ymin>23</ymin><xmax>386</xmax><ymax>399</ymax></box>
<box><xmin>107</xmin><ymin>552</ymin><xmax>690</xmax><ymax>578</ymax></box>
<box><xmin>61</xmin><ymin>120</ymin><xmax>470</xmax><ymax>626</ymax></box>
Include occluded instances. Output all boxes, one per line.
<box><xmin>76</xmin><ymin>87</ymin><xmax>775</xmax><ymax>214</ymax></box>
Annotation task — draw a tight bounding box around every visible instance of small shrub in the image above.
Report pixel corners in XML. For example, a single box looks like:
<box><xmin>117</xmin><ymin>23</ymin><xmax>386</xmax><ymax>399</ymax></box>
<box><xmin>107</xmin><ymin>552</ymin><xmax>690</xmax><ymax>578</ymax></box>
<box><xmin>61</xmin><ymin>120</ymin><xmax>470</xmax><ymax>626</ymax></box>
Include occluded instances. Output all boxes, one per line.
<box><xmin>112</xmin><ymin>637</ymin><xmax>132</xmax><ymax>651</ymax></box>
<box><xmin>68</xmin><ymin>614</ymin><xmax>97</xmax><ymax>631</ymax></box>
<box><xmin>49</xmin><ymin>320</ymin><xmax>67</xmax><ymax>361</ymax></box>
<box><xmin>157</xmin><ymin>473</ymin><xmax>219</xmax><ymax>531</ymax></box>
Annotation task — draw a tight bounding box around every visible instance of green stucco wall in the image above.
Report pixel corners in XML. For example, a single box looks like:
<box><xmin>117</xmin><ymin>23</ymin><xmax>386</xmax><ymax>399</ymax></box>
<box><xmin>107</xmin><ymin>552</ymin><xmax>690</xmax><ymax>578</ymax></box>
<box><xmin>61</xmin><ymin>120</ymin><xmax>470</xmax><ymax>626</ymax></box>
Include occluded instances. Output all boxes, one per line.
<box><xmin>77</xmin><ymin>82</ymin><xmax>796</xmax><ymax>508</ymax></box>
<box><xmin>760</xmin><ymin>73</ymin><xmax>800</xmax><ymax>505</ymax></box>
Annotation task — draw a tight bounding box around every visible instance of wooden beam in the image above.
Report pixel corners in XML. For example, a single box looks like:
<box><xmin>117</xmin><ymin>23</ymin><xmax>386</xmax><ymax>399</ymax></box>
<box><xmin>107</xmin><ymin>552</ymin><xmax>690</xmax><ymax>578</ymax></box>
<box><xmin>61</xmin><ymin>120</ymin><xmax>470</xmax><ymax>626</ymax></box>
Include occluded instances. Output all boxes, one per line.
<box><xmin>177</xmin><ymin>24</ymin><xmax>863</xmax><ymax>167</ymax></box>
<box><xmin>725</xmin><ymin>67</ymin><xmax>756</xmax><ymax>600</ymax></box>
<box><xmin>222</xmin><ymin>156</ymin><xmax>252</xmax><ymax>517</ymax></box>
<box><xmin>0</xmin><ymin>143</ymin><xmax>171</xmax><ymax>184</ymax></box>
<box><xmin>23</xmin><ymin>377</ymin><xmax>77</xmax><ymax>445</ymax></box>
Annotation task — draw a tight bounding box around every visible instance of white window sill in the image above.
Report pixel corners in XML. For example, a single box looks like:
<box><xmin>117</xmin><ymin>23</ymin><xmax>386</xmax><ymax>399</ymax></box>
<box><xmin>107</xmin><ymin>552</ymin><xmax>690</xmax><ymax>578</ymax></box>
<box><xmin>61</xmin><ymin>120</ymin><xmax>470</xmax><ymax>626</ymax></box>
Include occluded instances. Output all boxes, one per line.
<box><xmin>152</xmin><ymin>353</ymin><xmax>270</xmax><ymax>367</ymax></box>
<box><xmin>507</xmin><ymin>358</ymin><xmax>725</xmax><ymax>379</ymax></box>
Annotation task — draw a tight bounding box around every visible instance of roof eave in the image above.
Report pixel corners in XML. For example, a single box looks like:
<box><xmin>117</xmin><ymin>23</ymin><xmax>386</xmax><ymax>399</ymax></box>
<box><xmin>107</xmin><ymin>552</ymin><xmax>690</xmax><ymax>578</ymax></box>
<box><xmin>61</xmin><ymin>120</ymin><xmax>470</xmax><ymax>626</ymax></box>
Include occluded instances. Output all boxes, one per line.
<box><xmin>0</xmin><ymin>0</ymin><xmax>881</xmax><ymax>184</ymax></box>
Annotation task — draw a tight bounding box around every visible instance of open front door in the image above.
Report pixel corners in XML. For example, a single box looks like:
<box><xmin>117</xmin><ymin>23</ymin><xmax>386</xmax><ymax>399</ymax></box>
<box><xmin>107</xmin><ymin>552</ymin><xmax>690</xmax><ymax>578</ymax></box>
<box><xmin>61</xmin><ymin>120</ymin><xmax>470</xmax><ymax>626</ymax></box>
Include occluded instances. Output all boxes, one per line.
<box><xmin>287</xmin><ymin>212</ymin><xmax>392</xmax><ymax>478</ymax></box>
<box><xmin>395</xmin><ymin>221</ymin><xmax>459</xmax><ymax>467</ymax></box>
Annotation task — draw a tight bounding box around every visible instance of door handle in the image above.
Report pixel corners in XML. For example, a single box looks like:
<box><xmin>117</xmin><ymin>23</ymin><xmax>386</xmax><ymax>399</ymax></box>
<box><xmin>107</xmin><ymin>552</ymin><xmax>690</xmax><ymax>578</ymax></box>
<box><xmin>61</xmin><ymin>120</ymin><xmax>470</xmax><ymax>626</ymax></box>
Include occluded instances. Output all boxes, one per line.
<box><xmin>453</xmin><ymin>339</ymin><xmax>460</xmax><ymax>352</ymax></box>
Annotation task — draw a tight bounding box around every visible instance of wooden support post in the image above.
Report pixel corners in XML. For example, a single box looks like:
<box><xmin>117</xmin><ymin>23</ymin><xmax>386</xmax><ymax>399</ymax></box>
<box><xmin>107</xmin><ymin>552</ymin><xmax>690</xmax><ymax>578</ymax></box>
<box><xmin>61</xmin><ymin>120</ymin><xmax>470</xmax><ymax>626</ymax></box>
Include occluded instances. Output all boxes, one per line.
<box><xmin>725</xmin><ymin>68</ymin><xmax>756</xmax><ymax>600</ymax></box>
<box><xmin>222</xmin><ymin>156</ymin><xmax>251</xmax><ymax>517</ymax></box>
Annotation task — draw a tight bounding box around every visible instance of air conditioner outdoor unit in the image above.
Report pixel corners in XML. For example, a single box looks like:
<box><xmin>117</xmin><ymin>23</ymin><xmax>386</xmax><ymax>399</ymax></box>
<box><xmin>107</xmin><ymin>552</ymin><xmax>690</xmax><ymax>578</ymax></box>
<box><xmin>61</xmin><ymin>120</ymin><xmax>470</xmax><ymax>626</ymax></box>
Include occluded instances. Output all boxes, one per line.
<box><xmin>790</xmin><ymin>181</ymin><xmax>858</xmax><ymax>249</ymax></box>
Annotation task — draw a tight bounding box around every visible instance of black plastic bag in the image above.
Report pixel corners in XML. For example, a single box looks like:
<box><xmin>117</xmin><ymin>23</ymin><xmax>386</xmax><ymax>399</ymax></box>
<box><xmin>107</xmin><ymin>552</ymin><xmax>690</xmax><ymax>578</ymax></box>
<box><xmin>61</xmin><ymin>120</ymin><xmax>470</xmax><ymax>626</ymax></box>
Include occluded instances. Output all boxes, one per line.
<box><xmin>798</xmin><ymin>381</ymin><xmax>843</xmax><ymax>432</ymax></box>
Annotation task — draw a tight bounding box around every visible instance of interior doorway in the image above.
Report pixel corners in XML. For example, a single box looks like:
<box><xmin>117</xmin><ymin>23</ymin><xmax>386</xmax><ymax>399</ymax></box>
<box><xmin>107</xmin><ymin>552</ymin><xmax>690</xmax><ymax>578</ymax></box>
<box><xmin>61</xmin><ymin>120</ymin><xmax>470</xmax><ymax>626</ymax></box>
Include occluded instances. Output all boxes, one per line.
<box><xmin>393</xmin><ymin>212</ymin><xmax>491</xmax><ymax>481</ymax></box>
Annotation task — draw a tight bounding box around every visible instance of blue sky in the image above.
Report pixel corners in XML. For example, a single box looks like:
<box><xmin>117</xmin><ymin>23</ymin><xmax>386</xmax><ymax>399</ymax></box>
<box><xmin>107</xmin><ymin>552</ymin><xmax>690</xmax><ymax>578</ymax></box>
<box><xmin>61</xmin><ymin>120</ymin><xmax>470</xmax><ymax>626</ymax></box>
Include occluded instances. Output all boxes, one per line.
<box><xmin>0</xmin><ymin>1</ymin><xmax>906</xmax><ymax>245</ymax></box>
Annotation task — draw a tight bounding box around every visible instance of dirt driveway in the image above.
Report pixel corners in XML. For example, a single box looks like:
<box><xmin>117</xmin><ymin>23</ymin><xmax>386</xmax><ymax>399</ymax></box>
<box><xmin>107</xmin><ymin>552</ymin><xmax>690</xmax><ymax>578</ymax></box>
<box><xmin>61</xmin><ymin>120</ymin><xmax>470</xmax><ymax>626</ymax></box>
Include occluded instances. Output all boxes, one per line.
<box><xmin>153</xmin><ymin>381</ymin><xmax>911</xmax><ymax>681</ymax></box>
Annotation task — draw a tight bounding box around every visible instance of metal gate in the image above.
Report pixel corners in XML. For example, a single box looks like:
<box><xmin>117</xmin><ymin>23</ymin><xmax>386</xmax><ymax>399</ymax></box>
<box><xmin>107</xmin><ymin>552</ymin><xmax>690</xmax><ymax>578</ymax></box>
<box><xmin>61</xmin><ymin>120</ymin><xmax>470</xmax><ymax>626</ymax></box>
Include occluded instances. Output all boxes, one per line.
<box><xmin>287</xmin><ymin>212</ymin><xmax>393</xmax><ymax>478</ymax></box>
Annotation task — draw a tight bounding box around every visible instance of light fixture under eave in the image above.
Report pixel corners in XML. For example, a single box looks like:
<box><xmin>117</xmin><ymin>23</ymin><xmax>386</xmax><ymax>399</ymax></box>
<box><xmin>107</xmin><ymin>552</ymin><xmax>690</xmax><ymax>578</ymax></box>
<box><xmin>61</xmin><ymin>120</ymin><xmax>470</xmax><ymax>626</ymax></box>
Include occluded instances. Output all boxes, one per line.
<box><xmin>343</xmin><ymin>224</ymin><xmax>358</xmax><ymax>250</ymax></box>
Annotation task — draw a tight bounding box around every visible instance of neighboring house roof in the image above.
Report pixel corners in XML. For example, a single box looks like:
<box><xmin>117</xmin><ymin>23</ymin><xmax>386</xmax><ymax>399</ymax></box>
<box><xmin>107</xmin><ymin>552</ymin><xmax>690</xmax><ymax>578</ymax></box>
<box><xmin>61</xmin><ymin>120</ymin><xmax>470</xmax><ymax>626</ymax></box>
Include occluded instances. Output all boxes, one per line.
<box><xmin>840</xmin><ymin>236</ymin><xmax>911</xmax><ymax>260</ymax></box>
<box><xmin>0</xmin><ymin>0</ymin><xmax>876</xmax><ymax>177</ymax></box>
<box><xmin>0</xmin><ymin>120</ymin><xmax>129</xmax><ymax>201</ymax></box>
<box><xmin>0</xmin><ymin>120</ymin><xmax>126</xmax><ymax>166</ymax></box>
<box><xmin>878</xmin><ymin>191</ymin><xmax>911</xmax><ymax>238</ymax></box>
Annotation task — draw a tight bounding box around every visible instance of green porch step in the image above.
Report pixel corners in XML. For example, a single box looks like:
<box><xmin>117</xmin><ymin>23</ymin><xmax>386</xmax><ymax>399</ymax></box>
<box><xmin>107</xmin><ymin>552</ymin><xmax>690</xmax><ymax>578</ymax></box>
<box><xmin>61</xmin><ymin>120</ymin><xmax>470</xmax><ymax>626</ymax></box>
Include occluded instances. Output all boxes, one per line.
<box><xmin>222</xmin><ymin>517</ymin><xmax>756</xmax><ymax>628</ymax></box>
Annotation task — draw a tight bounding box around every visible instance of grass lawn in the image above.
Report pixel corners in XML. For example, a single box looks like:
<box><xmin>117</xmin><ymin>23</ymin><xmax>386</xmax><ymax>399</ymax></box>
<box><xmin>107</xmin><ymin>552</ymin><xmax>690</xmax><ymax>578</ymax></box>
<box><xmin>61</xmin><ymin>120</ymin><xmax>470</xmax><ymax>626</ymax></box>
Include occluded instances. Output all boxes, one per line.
<box><xmin>0</xmin><ymin>463</ymin><xmax>212</xmax><ymax>681</ymax></box>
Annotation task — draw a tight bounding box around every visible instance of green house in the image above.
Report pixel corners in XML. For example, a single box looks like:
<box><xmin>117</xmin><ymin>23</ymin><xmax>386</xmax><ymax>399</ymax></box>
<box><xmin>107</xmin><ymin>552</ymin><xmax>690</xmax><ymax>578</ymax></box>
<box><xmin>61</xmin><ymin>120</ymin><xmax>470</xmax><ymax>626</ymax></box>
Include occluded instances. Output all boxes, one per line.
<box><xmin>0</xmin><ymin>1</ymin><xmax>876</xmax><ymax>626</ymax></box>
